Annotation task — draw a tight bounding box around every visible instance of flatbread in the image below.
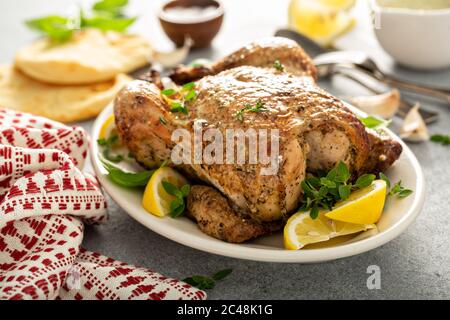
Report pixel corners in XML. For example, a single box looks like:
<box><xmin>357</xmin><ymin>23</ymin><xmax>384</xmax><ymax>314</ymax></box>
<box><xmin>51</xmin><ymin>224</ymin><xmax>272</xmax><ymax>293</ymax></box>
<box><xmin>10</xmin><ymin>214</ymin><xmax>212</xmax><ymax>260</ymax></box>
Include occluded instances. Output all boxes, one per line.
<box><xmin>0</xmin><ymin>65</ymin><xmax>131</xmax><ymax>123</ymax></box>
<box><xmin>15</xmin><ymin>29</ymin><xmax>151</xmax><ymax>85</ymax></box>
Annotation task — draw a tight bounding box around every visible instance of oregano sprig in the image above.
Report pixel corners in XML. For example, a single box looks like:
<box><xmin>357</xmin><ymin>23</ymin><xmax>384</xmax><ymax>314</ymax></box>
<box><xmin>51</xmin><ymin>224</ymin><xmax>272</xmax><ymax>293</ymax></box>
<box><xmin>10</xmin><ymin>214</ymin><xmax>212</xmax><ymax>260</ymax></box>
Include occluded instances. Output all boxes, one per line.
<box><xmin>162</xmin><ymin>181</ymin><xmax>190</xmax><ymax>218</ymax></box>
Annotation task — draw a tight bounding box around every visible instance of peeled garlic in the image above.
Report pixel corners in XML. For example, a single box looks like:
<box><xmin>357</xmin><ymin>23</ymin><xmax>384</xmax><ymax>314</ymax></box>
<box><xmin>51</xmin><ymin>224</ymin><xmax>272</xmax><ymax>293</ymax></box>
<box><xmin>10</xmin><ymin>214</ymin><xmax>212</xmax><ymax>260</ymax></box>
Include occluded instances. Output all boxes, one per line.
<box><xmin>349</xmin><ymin>89</ymin><xmax>400</xmax><ymax>119</ymax></box>
<box><xmin>400</xmin><ymin>103</ymin><xmax>429</xmax><ymax>142</ymax></box>
<box><xmin>153</xmin><ymin>37</ymin><xmax>193</xmax><ymax>68</ymax></box>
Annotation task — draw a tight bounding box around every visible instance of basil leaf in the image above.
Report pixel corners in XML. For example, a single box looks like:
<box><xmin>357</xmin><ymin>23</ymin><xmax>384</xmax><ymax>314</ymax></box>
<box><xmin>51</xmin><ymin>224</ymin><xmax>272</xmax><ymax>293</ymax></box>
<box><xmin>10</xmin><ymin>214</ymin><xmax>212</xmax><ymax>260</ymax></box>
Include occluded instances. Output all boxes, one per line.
<box><xmin>359</xmin><ymin>115</ymin><xmax>391</xmax><ymax>130</ymax></box>
<box><xmin>191</xmin><ymin>276</ymin><xmax>215</xmax><ymax>290</ymax></box>
<box><xmin>26</xmin><ymin>16</ymin><xmax>74</xmax><ymax>42</ymax></box>
<box><xmin>101</xmin><ymin>160</ymin><xmax>153</xmax><ymax>187</ymax></box>
<box><xmin>182</xmin><ymin>82</ymin><xmax>195</xmax><ymax>91</ymax></box>
<box><xmin>430</xmin><ymin>134</ymin><xmax>450</xmax><ymax>145</ymax></box>
<box><xmin>82</xmin><ymin>15</ymin><xmax>136</xmax><ymax>32</ymax></box>
<box><xmin>212</xmin><ymin>269</ymin><xmax>233</xmax><ymax>281</ymax></box>
<box><xmin>161</xmin><ymin>89</ymin><xmax>176</xmax><ymax>96</ymax></box>
<box><xmin>93</xmin><ymin>0</ymin><xmax>128</xmax><ymax>16</ymax></box>
<box><xmin>170</xmin><ymin>202</ymin><xmax>185</xmax><ymax>218</ymax></box>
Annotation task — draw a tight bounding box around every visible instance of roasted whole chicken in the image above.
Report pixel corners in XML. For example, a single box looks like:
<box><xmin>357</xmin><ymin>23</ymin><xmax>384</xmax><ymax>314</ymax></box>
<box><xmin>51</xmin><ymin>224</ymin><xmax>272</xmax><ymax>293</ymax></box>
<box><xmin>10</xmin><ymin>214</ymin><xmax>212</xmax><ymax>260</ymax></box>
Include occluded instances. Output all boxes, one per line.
<box><xmin>114</xmin><ymin>38</ymin><xmax>402</xmax><ymax>243</ymax></box>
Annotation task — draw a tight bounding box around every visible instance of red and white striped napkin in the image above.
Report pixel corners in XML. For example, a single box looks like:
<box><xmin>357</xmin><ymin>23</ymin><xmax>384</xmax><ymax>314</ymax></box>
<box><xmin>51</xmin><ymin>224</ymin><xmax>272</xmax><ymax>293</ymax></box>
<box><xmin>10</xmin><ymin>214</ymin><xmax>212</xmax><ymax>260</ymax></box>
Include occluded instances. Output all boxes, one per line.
<box><xmin>0</xmin><ymin>108</ymin><xmax>206</xmax><ymax>300</ymax></box>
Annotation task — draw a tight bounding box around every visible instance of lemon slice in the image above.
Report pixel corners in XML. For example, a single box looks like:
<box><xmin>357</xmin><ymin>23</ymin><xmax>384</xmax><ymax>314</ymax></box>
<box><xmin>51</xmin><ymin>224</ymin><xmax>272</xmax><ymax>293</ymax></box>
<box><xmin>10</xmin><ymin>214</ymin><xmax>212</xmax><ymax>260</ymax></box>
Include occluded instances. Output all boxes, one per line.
<box><xmin>288</xmin><ymin>0</ymin><xmax>356</xmax><ymax>46</ymax></box>
<box><xmin>142</xmin><ymin>167</ymin><xmax>188</xmax><ymax>217</ymax></box>
<box><xmin>99</xmin><ymin>114</ymin><xmax>115</xmax><ymax>140</ymax></box>
<box><xmin>325</xmin><ymin>180</ymin><xmax>387</xmax><ymax>224</ymax></box>
<box><xmin>284</xmin><ymin>211</ymin><xmax>375</xmax><ymax>250</ymax></box>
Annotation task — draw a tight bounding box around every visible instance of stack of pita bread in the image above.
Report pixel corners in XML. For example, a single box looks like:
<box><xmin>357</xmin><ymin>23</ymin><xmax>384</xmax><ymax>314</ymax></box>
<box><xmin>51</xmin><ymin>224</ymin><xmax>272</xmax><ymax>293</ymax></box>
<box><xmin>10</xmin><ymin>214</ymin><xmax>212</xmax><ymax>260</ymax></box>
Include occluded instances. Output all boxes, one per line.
<box><xmin>0</xmin><ymin>29</ymin><xmax>152</xmax><ymax>122</ymax></box>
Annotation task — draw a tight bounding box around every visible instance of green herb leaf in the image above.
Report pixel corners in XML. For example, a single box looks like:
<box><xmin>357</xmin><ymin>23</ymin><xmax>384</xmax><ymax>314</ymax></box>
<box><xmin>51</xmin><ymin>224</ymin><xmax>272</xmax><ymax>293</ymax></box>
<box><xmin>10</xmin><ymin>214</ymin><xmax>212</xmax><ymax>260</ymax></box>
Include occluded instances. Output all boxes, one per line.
<box><xmin>359</xmin><ymin>115</ymin><xmax>391</xmax><ymax>130</ymax></box>
<box><xmin>336</xmin><ymin>161</ymin><xmax>350</xmax><ymax>183</ymax></box>
<box><xmin>379</xmin><ymin>172</ymin><xmax>391</xmax><ymax>188</ymax></box>
<box><xmin>162</xmin><ymin>181</ymin><xmax>183</xmax><ymax>198</ymax></box>
<box><xmin>212</xmin><ymin>269</ymin><xmax>233</xmax><ymax>281</ymax></box>
<box><xmin>26</xmin><ymin>16</ymin><xmax>75</xmax><ymax>42</ymax></box>
<box><xmin>310</xmin><ymin>205</ymin><xmax>319</xmax><ymax>219</ymax></box>
<box><xmin>103</xmin><ymin>149</ymin><xmax>124</xmax><ymax>163</ymax></box>
<box><xmin>355</xmin><ymin>174</ymin><xmax>376</xmax><ymax>189</ymax></box>
<box><xmin>184</xmin><ymin>268</ymin><xmax>233</xmax><ymax>290</ymax></box>
<box><xmin>338</xmin><ymin>184</ymin><xmax>351</xmax><ymax>200</ymax></box>
<box><xmin>82</xmin><ymin>15</ymin><xmax>136</xmax><ymax>32</ymax></box>
<box><xmin>100</xmin><ymin>160</ymin><xmax>154</xmax><ymax>187</ymax></box>
<box><xmin>92</xmin><ymin>0</ymin><xmax>128</xmax><ymax>16</ymax></box>
<box><xmin>273</xmin><ymin>59</ymin><xmax>284</xmax><ymax>71</ymax></box>
<box><xmin>182</xmin><ymin>82</ymin><xmax>195</xmax><ymax>91</ymax></box>
<box><xmin>161</xmin><ymin>88</ymin><xmax>176</xmax><ymax>96</ymax></box>
<box><xmin>159</xmin><ymin>116</ymin><xmax>167</xmax><ymax>125</ymax></box>
<box><xmin>184</xmin><ymin>89</ymin><xmax>197</xmax><ymax>102</ymax></box>
<box><xmin>430</xmin><ymin>134</ymin><xmax>450</xmax><ymax>145</ymax></box>
<box><xmin>320</xmin><ymin>177</ymin><xmax>336</xmax><ymax>188</ymax></box>
<box><xmin>389</xmin><ymin>180</ymin><xmax>413</xmax><ymax>198</ymax></box>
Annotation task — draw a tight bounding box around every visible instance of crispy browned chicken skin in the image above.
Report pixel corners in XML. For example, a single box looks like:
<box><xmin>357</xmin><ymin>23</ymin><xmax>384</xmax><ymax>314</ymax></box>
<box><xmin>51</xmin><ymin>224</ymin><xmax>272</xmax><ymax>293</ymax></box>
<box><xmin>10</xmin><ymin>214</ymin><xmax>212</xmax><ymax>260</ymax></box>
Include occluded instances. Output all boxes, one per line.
<box><xmin>114</xmin><ymin>37</ymin><xmax>402</xmax><ymax>243</ymax></box>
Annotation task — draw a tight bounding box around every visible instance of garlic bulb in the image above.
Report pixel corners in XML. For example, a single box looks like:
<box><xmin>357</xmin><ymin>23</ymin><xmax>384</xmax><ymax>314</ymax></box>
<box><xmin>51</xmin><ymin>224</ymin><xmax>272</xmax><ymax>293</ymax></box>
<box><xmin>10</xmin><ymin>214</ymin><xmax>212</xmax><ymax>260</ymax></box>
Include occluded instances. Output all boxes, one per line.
<box><xmin>400</xmin><ymin>103</ymin><xmax>429</xmax><ymax>142</ymax></box>
<box><xmin>153</xmin><ymin>37</ymin><xmax>193</xmax><ymax>68</ymax></box>
<box><xmin>349</xmin><ymin>89</ymin><xmax>400</xmax><ymax>119</ymax></box>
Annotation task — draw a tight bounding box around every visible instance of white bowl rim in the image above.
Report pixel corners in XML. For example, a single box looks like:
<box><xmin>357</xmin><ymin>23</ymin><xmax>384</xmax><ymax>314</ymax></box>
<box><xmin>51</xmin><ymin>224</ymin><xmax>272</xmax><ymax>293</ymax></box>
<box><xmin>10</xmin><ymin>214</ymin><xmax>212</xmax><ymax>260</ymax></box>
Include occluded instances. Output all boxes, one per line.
<box><xmin>90</xmin><ymin>103</ymin><xmax>426</xmax><ymax>263</ymax></box>
<box><xmin>370</xmin><ymin>0</ymin><xmax>450</xmax><ymax>15</ymax></box>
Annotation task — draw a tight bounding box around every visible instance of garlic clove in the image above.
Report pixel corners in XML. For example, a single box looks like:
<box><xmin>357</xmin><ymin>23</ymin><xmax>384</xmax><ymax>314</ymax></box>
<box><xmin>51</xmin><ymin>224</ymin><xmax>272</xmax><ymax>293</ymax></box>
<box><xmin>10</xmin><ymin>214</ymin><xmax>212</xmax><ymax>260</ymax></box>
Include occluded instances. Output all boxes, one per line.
<box><xmin>349</xmin><ymin>89</ymin><xmax>400</xmax><ymax>119</ymax></box>
<box><xmin>153</xmin><ymin>37</ymin><xmax>193</xmax><ymax>69</ymax></box>
<box><xmin>400</xmin><ymin>103</ymin><xmax>429</xmax><ymax>142</ymax></box>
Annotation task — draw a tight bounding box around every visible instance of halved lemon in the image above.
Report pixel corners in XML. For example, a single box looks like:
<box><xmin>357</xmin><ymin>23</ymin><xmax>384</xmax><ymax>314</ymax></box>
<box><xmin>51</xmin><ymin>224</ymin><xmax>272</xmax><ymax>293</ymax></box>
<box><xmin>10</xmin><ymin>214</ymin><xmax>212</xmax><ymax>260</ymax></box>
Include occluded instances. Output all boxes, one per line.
<box><xmin>99</xmin><ymin>114</ymin><xmax>115</xmax><ymax>140</ymax></box>
<box><xmin>142</xmin><ymin>167</ymin><xmax>188</xmax><ymax>217</ymax></box>
<box><xmin>284</xmin><ymin>211</ymin><xmax>375</xmax><ymax>250</ymax></box>
<box><xmin>325</xmin><ymin>180</ymin><xmax>387</xmax><ymax>224</ymax></box>
<box><xmin>288</xmin><ymin>0</ymin><xmax>356</xmax><ymax>46</ymax></box>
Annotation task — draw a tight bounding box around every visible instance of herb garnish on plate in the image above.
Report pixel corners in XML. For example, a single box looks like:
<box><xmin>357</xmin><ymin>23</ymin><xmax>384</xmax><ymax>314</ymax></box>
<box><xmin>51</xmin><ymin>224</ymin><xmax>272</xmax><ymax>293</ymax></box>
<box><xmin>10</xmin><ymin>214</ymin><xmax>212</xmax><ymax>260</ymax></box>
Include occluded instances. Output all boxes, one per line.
<box><xmin>162</xmin><ymin>82</ymin><xmax>197</xmax><ymax>115</ymax></box>
<box><xmin>299</xmin><ymin>161</ymin><xmax>376</xmax><ymax>219</ymax></box>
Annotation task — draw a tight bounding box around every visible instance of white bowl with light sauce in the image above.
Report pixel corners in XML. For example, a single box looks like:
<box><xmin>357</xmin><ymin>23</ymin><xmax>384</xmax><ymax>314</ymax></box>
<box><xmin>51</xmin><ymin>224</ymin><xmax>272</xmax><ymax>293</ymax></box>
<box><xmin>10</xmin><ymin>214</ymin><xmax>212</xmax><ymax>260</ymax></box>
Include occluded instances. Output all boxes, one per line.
<box><xmin>370</xmin><ymin>0</ymin><xmax>450</xmax><ymax>70</ymax></box>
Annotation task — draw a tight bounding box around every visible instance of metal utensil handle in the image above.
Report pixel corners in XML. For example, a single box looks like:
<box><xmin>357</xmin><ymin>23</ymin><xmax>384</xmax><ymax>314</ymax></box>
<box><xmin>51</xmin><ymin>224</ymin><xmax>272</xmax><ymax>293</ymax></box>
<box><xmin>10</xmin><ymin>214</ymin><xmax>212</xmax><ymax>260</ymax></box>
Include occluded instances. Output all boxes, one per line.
<box><xmin>372</xmin><ymin>71</ymin><xmax>450</xmax><ymax>105</ymax></box>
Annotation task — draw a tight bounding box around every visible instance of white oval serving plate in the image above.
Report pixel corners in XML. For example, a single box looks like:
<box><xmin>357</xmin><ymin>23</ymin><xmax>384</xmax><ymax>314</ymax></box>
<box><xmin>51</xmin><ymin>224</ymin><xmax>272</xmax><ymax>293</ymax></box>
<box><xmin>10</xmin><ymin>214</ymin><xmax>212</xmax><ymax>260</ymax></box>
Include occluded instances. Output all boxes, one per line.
<box><xmin>91</xmin><ymin>103</ymin><xmax>425</xmax><ymax>263</ymax></box>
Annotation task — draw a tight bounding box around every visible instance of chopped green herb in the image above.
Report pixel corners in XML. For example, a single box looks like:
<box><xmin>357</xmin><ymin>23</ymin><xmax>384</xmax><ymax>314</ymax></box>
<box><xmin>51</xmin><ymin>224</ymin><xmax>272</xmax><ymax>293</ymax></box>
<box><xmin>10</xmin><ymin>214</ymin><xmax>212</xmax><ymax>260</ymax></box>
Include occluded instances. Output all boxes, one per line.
<box><xmin>299</xmin><ymin>161</ymin><xmax>376</xmax><ymax>219</ymax></box>
<box><xmin>162</xmin><ymin>181</ymin><xmax>190</xmax><ymax>218</ymax></box>
<box><xmin>430</xmin><ymin>134</ymin><xmax>450</xmax><ymax>145</ymax></box>
<box><xmin>273</xmin><ymin>59</ymin><xmax>284</xmax><ymax>71</ymax></box>
<box><xmin>236</xmin><ymin>100</ymin><xmax>267</xmax><ymax>122</ymax></box>
<box><xmin>170</xmin><ymin>101</ymin><xmax>188</xmax><ymax>115</ymax></box>
<box><xmin>103</xmin><ymin>149</ymin><xmax>124</xmax><ymax>163</ymax></box>
<box><xmin>159</xmin><ymin>116</ymin><xmax>167</xmax><ymax>125</ymax></box>
<box><xmin>183</xmin><ymin>269</ymin><xmax>233</xmax><ymax>290</ymax></box>
<box><xmin>359</xmin><ymin>115</ymin><xmax>391</xmax><ymax>130</ymax></box>
<box><xmin>161</xmin><ymin>89</ymin><xmax>176</xmax><ymax>96</ymax></box>
<box><xmin>182</xmin><ymin>82</ymin><xmax>195</xmax><ymax>91</ymax></box>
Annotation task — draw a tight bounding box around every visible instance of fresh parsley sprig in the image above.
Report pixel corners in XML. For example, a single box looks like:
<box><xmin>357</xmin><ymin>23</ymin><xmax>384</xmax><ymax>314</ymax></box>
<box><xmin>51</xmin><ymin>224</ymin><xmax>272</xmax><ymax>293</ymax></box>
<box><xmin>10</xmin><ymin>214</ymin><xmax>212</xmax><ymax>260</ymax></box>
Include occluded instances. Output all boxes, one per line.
<box><xmin>162</xmin><ymin>181</ymin><xmax>190</xmax><ymax>218</ymax></box>
<box><xmin>299</xmin><ymin>161</ymin><xmax>376</xmax><ymax>219</ymax></box>
<box><xmin>183</xmin><ymin>269</ymin><xmax>233</xmax><ymax>290</ymax></box>
<box><xmin>430</xmin><ymin>134</ymin><xmax>450</xmax><ymax>146</ymax></box>
<box><xmin>26</xmin><ymin>0</ymin><xmax>136</xmax><ymax>42</ymax></box>
<box><xmin>379</xmin><ymin>173</ymin><xmax>413</xmax><ymax>198</ymax></box>
<box><xmin>236</xmin><ymin>100</ymin><xmax>267</xmax><ymax>122</ymax></box>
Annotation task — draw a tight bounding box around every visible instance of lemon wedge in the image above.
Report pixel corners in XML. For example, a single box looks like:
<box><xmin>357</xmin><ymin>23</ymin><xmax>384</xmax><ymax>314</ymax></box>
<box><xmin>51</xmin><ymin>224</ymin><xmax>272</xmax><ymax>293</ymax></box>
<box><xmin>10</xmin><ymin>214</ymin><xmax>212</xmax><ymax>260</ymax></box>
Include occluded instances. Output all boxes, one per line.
<box><xmin>288</xmin><ymin>0</ymin><xmax>356</xmax><ymax>46</ymax></box>
<box><xmin>284</xmin><ymin>211</ymin><xmax>375</xmax><ymax>250</ymax></box>
<box><xmin>325</xmin><ymin>180</ymin><xmax>387</xmax><ymax>224</ymax></box>
<box><xmin>99</xmin><ymin>114</ymin><xmax>115</xmax><ymax>140</ymax></box>
<box><xmin>142</xmin><ymin>167</ymin><xmax>188</xmax><ymax>217</ymax></box>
